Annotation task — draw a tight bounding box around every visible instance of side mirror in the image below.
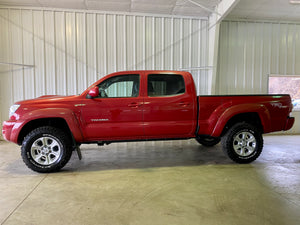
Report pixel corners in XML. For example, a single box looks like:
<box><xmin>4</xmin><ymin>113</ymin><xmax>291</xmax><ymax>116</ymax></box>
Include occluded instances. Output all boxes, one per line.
<box><xmin>87</xmin><ymin>87</ymin><xmax>99</xmax><ymax>99</ymax></box>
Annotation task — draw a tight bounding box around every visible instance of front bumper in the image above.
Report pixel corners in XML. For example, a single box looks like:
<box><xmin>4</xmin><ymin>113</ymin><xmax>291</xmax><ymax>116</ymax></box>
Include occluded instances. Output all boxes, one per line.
<box><xmin>2</xmin><ymin>120</ymin><xmax>21</xmax><ymax>144</ymax></box>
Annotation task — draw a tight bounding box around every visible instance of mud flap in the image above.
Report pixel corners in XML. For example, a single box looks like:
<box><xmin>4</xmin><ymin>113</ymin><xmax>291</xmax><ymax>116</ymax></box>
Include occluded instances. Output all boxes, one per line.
<box><xmin>75</xmin><ymin>146</ymin><xmax>82</xmax><ymax>160</ymax></box>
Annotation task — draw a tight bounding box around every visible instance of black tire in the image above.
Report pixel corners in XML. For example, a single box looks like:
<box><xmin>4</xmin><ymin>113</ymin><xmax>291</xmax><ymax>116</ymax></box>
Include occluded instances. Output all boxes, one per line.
<box><xmin>21</xmin><ymin>126</ymin><xmax>73</xmax><ymax>173</ymax></box>
<box><xmin>221</xmin><ymin>122</ymin><xmax>263</xmax><ymax>164</ymax></box>
<box><xmin>195</xmin><ymin>135</ymin><xmax>221</xmax><ymax>147</ymax></box>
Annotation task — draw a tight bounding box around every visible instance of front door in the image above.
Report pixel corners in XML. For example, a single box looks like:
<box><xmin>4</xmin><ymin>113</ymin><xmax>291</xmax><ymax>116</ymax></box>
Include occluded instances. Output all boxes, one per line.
<box><xmin>80</xmin><ymin>74</ymin><xmax>144</xmax><ymax>141</ymax></box>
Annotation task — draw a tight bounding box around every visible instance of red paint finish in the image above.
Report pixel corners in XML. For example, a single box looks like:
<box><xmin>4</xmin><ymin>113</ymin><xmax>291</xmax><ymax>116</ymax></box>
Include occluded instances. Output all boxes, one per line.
<box><xmin>2</xmin><ymin>70</ymin><xmax>295</xmax><ymax>145</ymax></box>
<box><xmin>143</xmin><ymin>71</ymin><xmax>197</xmax><ymax>139</ymax></box>
<box><xmin>80</xmin><ymin>97</ymin><xmax>144</xmax><ymax>141</ymax></box>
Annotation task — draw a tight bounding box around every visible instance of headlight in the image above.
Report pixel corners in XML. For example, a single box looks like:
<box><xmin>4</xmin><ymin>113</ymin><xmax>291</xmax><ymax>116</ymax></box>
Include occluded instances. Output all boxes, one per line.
<box><xmin>9</xmin><ymin>104</ymin><xmax>20</xmax><ymax>118</ymax></box>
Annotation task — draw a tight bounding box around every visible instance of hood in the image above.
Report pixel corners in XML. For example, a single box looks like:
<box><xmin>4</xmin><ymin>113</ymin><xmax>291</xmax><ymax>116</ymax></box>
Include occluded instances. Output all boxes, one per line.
<box><xmin>37</xmin><ymin>95</ymin><xmax>64</xmax><ymax>99</ymax></box>
<box><xmin>15</xmin><ymin>95</ymin><xmax>79</xmax><ymax>105</ymax></box>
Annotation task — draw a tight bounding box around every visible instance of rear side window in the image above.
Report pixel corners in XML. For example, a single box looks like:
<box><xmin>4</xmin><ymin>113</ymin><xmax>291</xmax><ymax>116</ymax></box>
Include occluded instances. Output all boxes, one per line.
<box><xmin>148</xmin><ymin>74</ymin><xmax>185</xmax><ymax>97</ymax></box>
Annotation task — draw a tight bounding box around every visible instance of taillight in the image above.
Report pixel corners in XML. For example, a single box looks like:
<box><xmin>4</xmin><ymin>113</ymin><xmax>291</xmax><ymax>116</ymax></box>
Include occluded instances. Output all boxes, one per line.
<box><xmin>289</xmin><ymin>103</ymin><xmax>293</xmax><ymax>117</ymax></box>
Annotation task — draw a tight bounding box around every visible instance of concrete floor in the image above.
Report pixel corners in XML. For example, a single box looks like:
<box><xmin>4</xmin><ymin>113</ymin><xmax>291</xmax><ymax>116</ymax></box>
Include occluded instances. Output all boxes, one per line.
<box><xmin>0</xmin><ymin>135</ymin><xmax>300</xmax><ymax>225</ymax></box>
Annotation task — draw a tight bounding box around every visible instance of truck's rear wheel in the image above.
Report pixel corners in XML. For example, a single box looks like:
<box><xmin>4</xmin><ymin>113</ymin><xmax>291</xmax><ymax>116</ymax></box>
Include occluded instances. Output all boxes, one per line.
<box><xmin>21</xmin><ymin>126</ymin><xmax>72</xmax><ymax>173</ymax></box>
<box><xmin>222</xmin><ymin>122</ymin><xmax>263</xmax><ymax>163</ymax></box>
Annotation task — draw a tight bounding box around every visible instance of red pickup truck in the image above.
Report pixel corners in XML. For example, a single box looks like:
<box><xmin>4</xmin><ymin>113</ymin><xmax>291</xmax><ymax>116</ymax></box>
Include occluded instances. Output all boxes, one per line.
<box><xmin>2</xmin><ymin>70</ymin><xmax>295</xmax><ymax>172</ymax></box>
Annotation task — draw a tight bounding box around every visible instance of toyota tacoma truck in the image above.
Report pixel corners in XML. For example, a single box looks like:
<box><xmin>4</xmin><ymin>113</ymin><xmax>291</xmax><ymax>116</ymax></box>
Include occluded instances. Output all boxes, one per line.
<box><xmin>2</xmin><ymin>70</ymin><xmax>295</xmax><ymax>173</ymax></box>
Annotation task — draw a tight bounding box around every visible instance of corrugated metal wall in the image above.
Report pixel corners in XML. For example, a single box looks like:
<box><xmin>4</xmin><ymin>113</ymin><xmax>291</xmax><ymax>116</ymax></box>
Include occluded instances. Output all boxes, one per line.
<box><xmin>217</xmin><ymin>20</ymin><xmax>300</xmax><ymax>134</ymax></box>
<box><xmin>0</xmin><ymin>7</ymin><xmax>209</xmax><ymax>137</ymax></box>
<box><xmin>218</xmin><ymin>21</ymin><xmax>300</xmax><ymax>94</ymax></box>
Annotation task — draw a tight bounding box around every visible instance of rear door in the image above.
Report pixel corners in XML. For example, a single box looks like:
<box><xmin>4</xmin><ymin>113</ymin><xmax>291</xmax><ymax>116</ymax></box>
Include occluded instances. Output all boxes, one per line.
<box><xmin>143</xmin><ymin>73</ymin><xmax>196</xmax><ymax>138</ymax></box>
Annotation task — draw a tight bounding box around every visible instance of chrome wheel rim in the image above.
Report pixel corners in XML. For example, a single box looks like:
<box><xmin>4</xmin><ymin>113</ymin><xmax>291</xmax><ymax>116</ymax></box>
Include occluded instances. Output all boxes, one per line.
<box><xmin>233</xmin><ymin>131</ymin><xmax>256</xmax><ymax>157</ymax></box>
<box><xmin>30</xmin><ymin>136</ymin><xmax>62</xmax><ymax>165</ymax></box>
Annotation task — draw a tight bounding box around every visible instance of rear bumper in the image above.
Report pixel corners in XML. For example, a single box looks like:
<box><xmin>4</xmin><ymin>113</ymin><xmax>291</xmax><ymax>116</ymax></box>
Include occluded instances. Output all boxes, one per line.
<box><xmin>283</xmin><ymin>116</ymin><xmax>295</xmax><ymax>131</ymax></box>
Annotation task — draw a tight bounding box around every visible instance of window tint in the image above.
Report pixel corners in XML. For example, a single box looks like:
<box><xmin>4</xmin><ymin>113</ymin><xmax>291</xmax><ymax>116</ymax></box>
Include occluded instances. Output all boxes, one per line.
<box><xmin>148</xmin><ymin>74</ymin><xmax>185</xmax><ymax>97</ymax></box>
<box><xmin>98</xmin><ymin>75</ymin><xmax>139</xmax><ymax>98</ymax></box>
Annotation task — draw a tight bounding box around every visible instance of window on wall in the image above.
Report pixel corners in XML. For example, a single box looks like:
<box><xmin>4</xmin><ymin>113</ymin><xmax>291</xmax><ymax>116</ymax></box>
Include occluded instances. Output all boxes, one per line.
<box><xmin>268</xmin><ymin>75</ymin><xmax>300</xmax><ymax>111</ymax></box>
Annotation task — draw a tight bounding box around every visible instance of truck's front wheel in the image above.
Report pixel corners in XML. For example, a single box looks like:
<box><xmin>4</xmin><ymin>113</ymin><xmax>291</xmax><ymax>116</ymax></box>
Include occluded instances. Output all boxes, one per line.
<box><xmin>222</xmin><ymin>122</ymin><xmax>263</xmax><ymax>163</ymax></box>
<box><xmin>21</xmin><ymin>126</ymin><xmax>73</xmax><ymax>173</ymax></box>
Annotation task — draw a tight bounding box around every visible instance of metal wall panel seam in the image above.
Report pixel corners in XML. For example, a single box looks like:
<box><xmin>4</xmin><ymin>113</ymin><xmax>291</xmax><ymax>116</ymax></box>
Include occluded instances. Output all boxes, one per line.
<box><xmin>197</xmin><ymin>19</ymin><xmax>201</xmax><ymax>93</ymax></box>
<box><xmin>95</xmin><ymin>13</ymin><xmax>98</xmax><ymax>80</ymax></box>
<box><xmin>251</xmin><ymin>23</ymin><xmax>255</xmax><ymax>90</ymax></box>
<box><xmin>143</xmin><ymin>16</ymin><xmax>146</xmax><ymax>70</ymax></box>
<box><xmin>94</xmin><ymin>13</ymin><xmax>97</xmax><ymax>80</ymax></box>
<box><xmin>20</xmin><ymin>9</ymin><xmax>25</xmax><ymax>98</ymax></box>
<box><xmin>292</xmin><ymin>24</ymin><xmax>296</xmax><ymax>75</ymax></box>
<box><xmin>205</xmin><ymin>20</ymin><xmax>209</xmax><ymax>89</ymax></box>
<box><xmin>234</xmin><ymin>21</ymin><xmax>238</xmax><ymax>89</ymax></box>
<box><xmin>242</xmin><ymin>23</ymin><xmax>246</xmax><ymax>90</ymax></box>
<box><xmin>0</xmin><ymin>9</ymin><xmax>9</xmax><ymax>121</ymax></box>
<box><xmin>171</xmin><ymin>17</ymin><xmax>174</xmax><ymax>70</ymax></box>
<box><xmin>31</xmin><ymin>9</ymin><xmax>36</xmax><ymax>97</ymax></box>
<box><xmin>133</xmin><ymin>15</ymin><xmax>136</xmax><ymax>70</ymax></box>
<box><xmin>104</xmin><ymin>13</ymin><xmax>107</xmax><ymax>74</ymax></box>
<box><xmin>152</xmin><ymin>17</ymin><xmax>155</xmax><ymax>69</ymax></box>
<box><xmin>8</xmin><ymin>9</ymin><xmax>14</xmax><ymax>104</ymax></box>
<box><xmin>161</xmin><ymin>17</ymin><xmax>164</xmax><ymax>70</ymax></box>
<box><xmin>259</xmin><ymin>23</ymin><xmax>263</xmax><ymax>92</ymax></box>
<box><xmin>113</xmin><ymin>14</ymin><xmax>117</xmax><ymax>72</ymax></box>
<box><xmin>43</xmin><ymin>10</ymin><xmax>47</xmax><ymax>95</ymax></box>
<box><xmin>73</xmin><ymin>12</ymin><xmax>77</xmax><ymax>88</ymax></box>
<box><xmin>64</xmin><ymin>11</ymin><xmax>68</xmax><ymax>95</ymax></box>
<box><xmin>276</xmin><ymin>23</ymin><xmax>280</xmax><ymax>74</ymax></box>
<box><xmin>188</xmin><ymin>19</ymin><xmax>192</xmax><ymax>71</ymax></box>
<box><xmin>83</xmin><ymin>12</ymin><xmax>87</xmax><ymax>91</ymax></box>
<box><xmin>180</xmin><ymin>18</ymin><xmax>183</xmax><ymax>69</ymax></box>
<box><xmin>202</xmin><ymin>20</ymin><xmax>208</xmax><ymax>88</ymax></box>
<box><xmin>284</xmin><ymin>24</ymin><xmax>288</xmax><ymax>75</ymax></box>
<box><xmin>85</xmin><ymin>12</ymin><xmax>88</xmax><ymax>88</ymax></box>
<box><xmin>227</xmin><ymin>22</ymin><xmax>231</xmax><ymax>93</ymax></box>
<box><xmin>123</xmin><ymin>15</ymin><xmax>127</xmax><ymax>71</ymax></box>
<box><xmin>74</xmin><ymin>12</ymin><xmax>78</xmax><ymax>93</ymax></box>
<box><xmin>268</xmin><ymin>23</ymin><xmax>272</xmax><ymax>77</ymax></box>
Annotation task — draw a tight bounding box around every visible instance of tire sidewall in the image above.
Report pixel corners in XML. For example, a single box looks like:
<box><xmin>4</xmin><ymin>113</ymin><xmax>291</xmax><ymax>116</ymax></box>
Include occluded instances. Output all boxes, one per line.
<box><xmin>232</xmin><ymin>127</ymin><xmax>258</xmax><ymax>160</ymax></box>
<box><xmin>22</xmin><ymin>127</ymin><xmax>72</xmax><ymax>173</ymax></box>
<box><xmin>222</xmin><ymin>123</ymin><xmax>263</xmax><ymax>163</ymax></box>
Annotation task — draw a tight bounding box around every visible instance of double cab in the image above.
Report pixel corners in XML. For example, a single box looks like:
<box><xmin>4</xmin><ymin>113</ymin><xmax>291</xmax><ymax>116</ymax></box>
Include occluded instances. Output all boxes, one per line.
<box><xmin>2</xmin><ymin>70</ymin><xmax>295</xmax><ymax>172</ymax></box>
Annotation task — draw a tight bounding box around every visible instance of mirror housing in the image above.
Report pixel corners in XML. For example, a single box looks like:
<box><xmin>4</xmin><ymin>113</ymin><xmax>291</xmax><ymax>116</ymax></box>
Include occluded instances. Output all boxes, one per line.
<box><xmin>87</xmin><ymin>87</ymin><xmax>99</xmax><ymax>99</ymax></box>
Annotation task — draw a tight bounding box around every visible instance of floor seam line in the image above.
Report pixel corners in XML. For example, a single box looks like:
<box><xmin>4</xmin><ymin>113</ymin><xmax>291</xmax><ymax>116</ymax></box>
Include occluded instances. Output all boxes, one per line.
<box><xmin>1</xmin><ymin>175</ymin><xmax>48</xmax><ymax>225</ymax></box>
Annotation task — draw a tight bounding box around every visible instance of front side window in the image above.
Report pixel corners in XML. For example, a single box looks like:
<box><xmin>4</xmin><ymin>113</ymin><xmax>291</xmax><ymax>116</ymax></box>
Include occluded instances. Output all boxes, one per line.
<box><xmin>98</xmin><ymin>74</ymin><xmax>140</xmax><ymax>98</ymax></box>
<box><xmin>148</xmin><ymin>74</ymin><xmax>185</xmax><ymax>97</ymax></box>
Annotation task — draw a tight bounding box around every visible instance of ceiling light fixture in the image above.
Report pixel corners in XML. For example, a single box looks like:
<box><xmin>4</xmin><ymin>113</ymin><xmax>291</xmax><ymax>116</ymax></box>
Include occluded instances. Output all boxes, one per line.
<box><xmin>289</xmin><ymin>0</ymin><xmax>300</xmax><ymax>4</ymax></box>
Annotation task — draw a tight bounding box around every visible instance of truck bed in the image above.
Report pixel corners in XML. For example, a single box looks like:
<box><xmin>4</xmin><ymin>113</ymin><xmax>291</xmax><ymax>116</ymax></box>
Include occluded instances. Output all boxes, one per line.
<box><xmin>197</xmin><ymin>94</ymin><xmax>293</xmax><ymax>136</ymax></box>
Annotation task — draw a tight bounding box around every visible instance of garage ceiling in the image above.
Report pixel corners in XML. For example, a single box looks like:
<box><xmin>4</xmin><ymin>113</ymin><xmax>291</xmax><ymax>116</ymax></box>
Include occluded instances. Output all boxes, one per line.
<box><xmin>227</xmin><ymin>0</ymin><xmax>300</xmax><ymax>21</ymax></box>
<box><xmin>0</xmin><ymin>0</ymin><xmax>221</xmax><ymax>17</ymax></box>
<box><xmin>0</xmin><ymin>0</ymin><xmax>300</xmax><ymax>21</ymax></box>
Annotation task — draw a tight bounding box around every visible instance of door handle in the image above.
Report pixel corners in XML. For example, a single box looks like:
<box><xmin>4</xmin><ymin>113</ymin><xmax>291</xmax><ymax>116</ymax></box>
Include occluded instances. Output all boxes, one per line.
<box><xmin>178</xmin><ymin>102</ymin><xmax>190</xmax><ymax>107</ymax></box>
<box><xmin>128</xmin><ymin>102</ymin><xmax>141</xmax><ymax>108</ymax></box>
